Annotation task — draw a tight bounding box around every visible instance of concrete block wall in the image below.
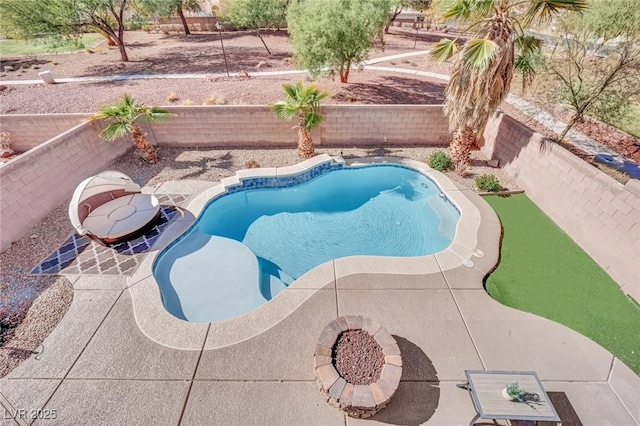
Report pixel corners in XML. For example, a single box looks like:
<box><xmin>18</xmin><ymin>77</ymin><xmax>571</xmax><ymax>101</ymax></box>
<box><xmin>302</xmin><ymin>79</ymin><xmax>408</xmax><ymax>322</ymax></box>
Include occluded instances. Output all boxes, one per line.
<box><xmin>148</xmin><ymin>106</ymin><xmax>297</xmax><ymax>147</ymax></box>
<box><xmin>482</xmin><ymin>112</ymin><xmax>640</xmax><ymax>301</ymax></box>
<box><xmin>147</xmin><ymin>105</ymin><xmax>451</xmax><ymax>148</ymax></box>
<box><xmin>0</xmin><ymin>114</ymin><xmax>89</xmax><ymax>151</ymax></box>
<box><xmin>0</xmin><ymin>105</ymin><xmax>451</xmax><ymax>251</ymax></box>
<box><xmin>0</xmin><ymin>121</ymin><xmax>129</xmax><ymax>252</ymax></box>
<box><xmin>320</xmin><ymin>105</ymin><xmax>450</xmax><ymax>146</ymax></box>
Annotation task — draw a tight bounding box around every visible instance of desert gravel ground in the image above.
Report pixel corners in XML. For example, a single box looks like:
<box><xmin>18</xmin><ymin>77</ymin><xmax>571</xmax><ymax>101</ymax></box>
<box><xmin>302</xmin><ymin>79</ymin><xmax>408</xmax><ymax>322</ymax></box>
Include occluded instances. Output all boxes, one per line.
<box><xmin>0</xmin><ymin>70</ymin><xmax>448</xmax><ymax>114</ymax></box>
<box><xmin>0</xmin><ymin>28</ymin><xmax>452</xmax><ymax>114</ymax></box>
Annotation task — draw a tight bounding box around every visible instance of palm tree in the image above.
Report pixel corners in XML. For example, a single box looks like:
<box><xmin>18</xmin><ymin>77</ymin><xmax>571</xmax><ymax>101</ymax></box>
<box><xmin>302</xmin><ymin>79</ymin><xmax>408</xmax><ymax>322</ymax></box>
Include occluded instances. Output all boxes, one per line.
<box><xmin>91</xmin><ymin>94</ymin><xmax>172</xmax><ymax>164</ymax></box>
<box><xmin>270</xmin><ymin>82</ymin><xmax>331</xmax><ymax>159</ymax></box>
<box><xmin>432</xmin><ymin>0</ymin><xmax>587</xmax><ymax>168</ymax></box>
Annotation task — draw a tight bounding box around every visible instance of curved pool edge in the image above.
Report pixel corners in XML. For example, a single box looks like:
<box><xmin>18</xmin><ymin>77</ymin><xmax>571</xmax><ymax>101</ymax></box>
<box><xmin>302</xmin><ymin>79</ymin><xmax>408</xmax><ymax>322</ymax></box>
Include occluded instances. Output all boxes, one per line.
<box><xmin>127</xmin><ymin>154</ymin><xmax>502</xmax><ymax>350</ymax></box>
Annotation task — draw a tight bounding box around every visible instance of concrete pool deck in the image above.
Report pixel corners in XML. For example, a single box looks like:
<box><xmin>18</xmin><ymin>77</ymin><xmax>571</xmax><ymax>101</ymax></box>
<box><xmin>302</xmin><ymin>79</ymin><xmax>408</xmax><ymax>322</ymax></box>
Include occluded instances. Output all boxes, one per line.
<box><xmin>1</xmin><ymin>158</ymin><xmax>639</xmax><ymax>425</ymax></box>
<box><xmin>129</xmin><ymin>155</ymin><xmax>494</xmax><ymax>349</ymax></box>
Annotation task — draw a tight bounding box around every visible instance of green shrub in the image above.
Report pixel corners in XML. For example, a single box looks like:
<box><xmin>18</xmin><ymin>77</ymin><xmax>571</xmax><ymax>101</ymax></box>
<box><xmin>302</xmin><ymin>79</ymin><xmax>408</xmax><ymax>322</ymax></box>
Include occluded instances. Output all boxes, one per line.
<box><xmin>428</xmin><ymin>151</ymin><xmax>453</xmax><ymax>171</ymax></box>
<box><xmin>475</xmin><ymin>174</ymin><xmax>502</xmax><ymax>192</ymax></box>
<box><xmin>125</xmin><ymin>15</ymin><xmax>148</xmax><ymax>31</ymax></box>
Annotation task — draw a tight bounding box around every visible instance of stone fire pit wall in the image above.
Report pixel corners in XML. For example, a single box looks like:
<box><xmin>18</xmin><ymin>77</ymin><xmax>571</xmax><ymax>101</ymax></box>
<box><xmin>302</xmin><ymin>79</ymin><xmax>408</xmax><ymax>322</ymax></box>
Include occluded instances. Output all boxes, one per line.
<box><xmin>313</xmin><ymin>315</ymin><xmax>402</xmax><ymax>419</ymax></box>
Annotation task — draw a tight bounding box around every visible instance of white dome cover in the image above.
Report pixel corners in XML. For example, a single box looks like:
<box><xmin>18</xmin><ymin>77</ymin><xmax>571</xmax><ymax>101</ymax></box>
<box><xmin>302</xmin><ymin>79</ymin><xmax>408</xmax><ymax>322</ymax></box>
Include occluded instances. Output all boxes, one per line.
<box><xmin>68</xmin><ymin>171</ymin><xmax>141</xmax><ymax>235</ymax></box>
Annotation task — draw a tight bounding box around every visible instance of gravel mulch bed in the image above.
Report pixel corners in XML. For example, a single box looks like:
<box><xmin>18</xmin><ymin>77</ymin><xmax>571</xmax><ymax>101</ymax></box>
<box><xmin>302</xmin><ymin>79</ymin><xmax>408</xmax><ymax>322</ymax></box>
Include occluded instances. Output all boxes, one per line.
<box><xmin>0</xmin><ymin>202</ymin><xmax>75</xmax><ymax>377</ymax></box>
<box><xmin>0</xmin><ymin>70</ymin><xmax>448</xmax><ymax>114</ymax></box>
<box><xmin>333</xmin><ymin>330</ymin><xmax>384</xmax><ymax>385</ymax></box>
<box><xmin>564</xmin><ymin>112</ymin><xmax>640</xmax><ymax>165</ymax></box>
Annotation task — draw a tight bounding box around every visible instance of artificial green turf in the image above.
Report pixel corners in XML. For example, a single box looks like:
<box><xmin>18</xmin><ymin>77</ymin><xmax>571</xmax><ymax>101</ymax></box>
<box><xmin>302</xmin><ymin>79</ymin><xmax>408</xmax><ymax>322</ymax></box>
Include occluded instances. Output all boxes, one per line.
<box><xmin>484</xmin><ymin>194</ymin><xmax>640</xmax><ymax>374</ymax></box>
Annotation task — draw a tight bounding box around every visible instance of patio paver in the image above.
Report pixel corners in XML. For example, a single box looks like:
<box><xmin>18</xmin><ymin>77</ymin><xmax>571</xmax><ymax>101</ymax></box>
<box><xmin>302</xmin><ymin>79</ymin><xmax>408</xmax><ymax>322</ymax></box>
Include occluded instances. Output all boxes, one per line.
<box><xmin>41</xmin><ymin>379</ymin><xmax>189</xmax><ymax>426</ymax></box>
<box><xmin>0</xmin><ymin>379</ymin><xmax>60</xmax><ymax>426</ymax></box>
<box><xmin>196</xmin><ymin>289</ymin><xmax>336</xmax><ymax>381</ymax></box>
<box><xmin>453</xmin><ymin>289</ymin><xmax>614</xmax><ymax>381</ymax></box>
<box><xmin>336</xmin><ymin>288</ymin><xmax>484</xmax><ymax>382</ymax></box>
<box><xmin>609</xmin><ymin>358</ymin><xmax>640</xmax><ymax>424</ymax></box>
<box><xmin>7</xmin><ymin>290</ymin><xmax>121</xmax><ymax>379</ymax></box>
<box><xmin>345</xmin><ymin>382</ymin><xmax>490</xmax><ymax>426</ymax></box>
<box><xmin>542</xmin><ymin>381</ymin><xmax>638</xmax><ymax>425</ymax></box>
<box><xmin>69</xmin><ymin>275</ymin><xmax>128</xmax><ymax>290</ymax></box>
<box><xmin>66</xmin><ymin>291</ymin><xmax>200</xmax><ymax>380</ymax></box>
<box><xmin>181</xmin><ymin>381</ymin><xmax>344</xmax><ymax>426</ymax></box>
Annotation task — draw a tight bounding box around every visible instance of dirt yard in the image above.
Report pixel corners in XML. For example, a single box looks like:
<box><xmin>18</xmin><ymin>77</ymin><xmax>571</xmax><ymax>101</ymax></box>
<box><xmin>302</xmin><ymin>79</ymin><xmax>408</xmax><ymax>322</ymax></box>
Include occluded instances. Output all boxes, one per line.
<box><xmin>0</xmin><ymin>28</ymin><xmax>451</xmax><ymax>114</ymax></box>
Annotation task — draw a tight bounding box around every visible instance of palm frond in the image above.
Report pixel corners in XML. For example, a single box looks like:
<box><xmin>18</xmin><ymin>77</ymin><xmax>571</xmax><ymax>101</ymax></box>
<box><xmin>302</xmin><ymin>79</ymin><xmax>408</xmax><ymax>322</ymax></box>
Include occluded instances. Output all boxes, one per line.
<box><xmin>92</xmin><ymin>94</ymin><xmax>172</xmax><ymax>140</ymax></box>
<box><xmin>515</xmin><ymin>53</ymin><xmax>541</xmax><ymax>88</ymax></box>
<box><xmin>444</xmin><ymin>0</ymin><xmax>496</xmax><ymax>21</ymax></box>
<box><xmin>462</xmin><ymin>38</ymin><xmax>498</xmax><ymax>70</ymax></box>
<box><xmin>141</xmin><ymin>106</ymin><xmax>173</xmax><ymax>122</ymax></box>
<box><xmin>432</xmin><ymin>39</ymin><xmax>461</xmax><ymax>63</ymax></box>
<box><xmin>281</xmin><ymin>82</ymin><xmax>303</xmax><ymax>102</ymax></box>
<box><xmin>91</xmin><ymin>104</ymin><xmax>124</xmax><ymax>120</ymax></box>
<box><xmin>149</xmin><ymin>106</ymin><xmax>172</xmax><ymax>115</ymax></box>
<box><xmin>515</xmin><ymin>34</ymin><xmax>543</xmax><ymax>55</ymax></box>
<box><xmin>525</xmin><ymin>0</ymin><xmax>588</xmax><ymax>24</ymax></box>
<box><xmin>100</xmin><ymin>122</ymin><xmax>131</xmax><ymax>140</ymax></box>
<box><xmin>305</xmin><ymin>112</ymin><xmax>323</xmax><ymax>129</ymax></box>
<box><xmin>270</xmin><ymin>101</ymin><xmax>298</xmax><ymax>121</ymax></box>
<box><xmin>270</xmin><ymin>81</ymin><xmax>331</xmax><ymax>129</ymax></box>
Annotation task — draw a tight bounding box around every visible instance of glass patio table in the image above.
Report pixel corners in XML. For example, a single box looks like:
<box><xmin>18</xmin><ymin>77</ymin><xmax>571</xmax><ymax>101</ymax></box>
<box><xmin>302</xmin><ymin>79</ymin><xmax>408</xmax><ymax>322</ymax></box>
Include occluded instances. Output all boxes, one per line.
<box><xmin>457</xmin><ymin>370</ymin><xmax>561</xmax><ymax>425</ymax></box>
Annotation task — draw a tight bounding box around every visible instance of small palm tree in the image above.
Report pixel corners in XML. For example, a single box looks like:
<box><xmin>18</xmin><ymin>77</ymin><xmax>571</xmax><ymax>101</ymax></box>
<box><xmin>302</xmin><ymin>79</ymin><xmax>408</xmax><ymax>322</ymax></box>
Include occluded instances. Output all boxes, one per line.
<box><xmin>432</xmin><ymin>0</ymin><xmax>587</xmax><ymax>168</ymax></box>
<box><xmin>91</xmin><ymin>94</ymin><xmax>172</xmax><ymax>164</ymax></box>
<box><xmin>270</xmin><ymin>82</ymin><xmax>331</xmax><ymax>159</ymax></box>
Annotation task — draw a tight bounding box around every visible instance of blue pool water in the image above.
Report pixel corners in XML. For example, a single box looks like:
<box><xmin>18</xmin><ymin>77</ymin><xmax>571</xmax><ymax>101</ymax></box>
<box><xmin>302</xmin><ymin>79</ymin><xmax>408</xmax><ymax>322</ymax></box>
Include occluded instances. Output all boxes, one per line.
<box><xmin>154</xmin><ymin>164</ymin><xmax>460</xmax><ymax>322</ymax></box>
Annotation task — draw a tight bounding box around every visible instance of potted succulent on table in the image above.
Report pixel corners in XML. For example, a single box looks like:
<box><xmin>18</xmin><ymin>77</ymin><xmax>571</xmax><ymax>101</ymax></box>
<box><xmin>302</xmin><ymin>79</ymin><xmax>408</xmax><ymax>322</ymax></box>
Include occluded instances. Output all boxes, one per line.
<box><xmin>502</xmin><ymin>382</ymin><xmax>525</xmax><ymax>402</ymax></box>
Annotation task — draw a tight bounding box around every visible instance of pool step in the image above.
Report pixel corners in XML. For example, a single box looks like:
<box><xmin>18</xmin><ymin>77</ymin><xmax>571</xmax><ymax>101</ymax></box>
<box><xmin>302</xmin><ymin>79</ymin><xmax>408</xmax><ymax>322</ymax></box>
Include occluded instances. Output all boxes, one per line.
<box><xmin>154</xmin><ymin>233</ymin><xmax>263</xmax><ymax>322</ymax></box>
<box><xmin>257</xmin><ymin>257</ymin><xmax>294</xmax><ymax>300</ymax></box>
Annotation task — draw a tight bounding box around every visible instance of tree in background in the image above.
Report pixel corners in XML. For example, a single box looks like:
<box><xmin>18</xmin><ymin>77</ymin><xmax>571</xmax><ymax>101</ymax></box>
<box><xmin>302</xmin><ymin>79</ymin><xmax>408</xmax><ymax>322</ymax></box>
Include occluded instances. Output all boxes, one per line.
<box><xmin>287</xmin><ymin>0</ymin><xmax>393</xmax><ymax>83</ymax></box>
<box><xmin>541</xmin><ymin>0</ymin><xmax>640</xmax><ymax>141</ymax></box>
<box><xmin>137</xmin><ymin>0</ymin><xmax>202</xmax><ymax>35</ymax></box>
<box><xmin>270</xmin><ymin>82</ymin><xmax>331</xmax><ymax>159</ymax></box>
<box><xmin>221</xmin><ymin>0</ymin><xmax>288</xmax><ymax>54</ymax></box>
<box><xmin>91</xmin><ymin>94</ymin><xmax>172</xmax><ymax>163</ymax></box>
<box><xmin>431</xmin><ymin>0</ymin><xmax>587</xmax><ymax>169</ymax></box>
<box><xmin>386</xmin><ymin>0</ymin><xmax>433</xmax><ymax>34</ymax></box>
<box><xmin>0</xmin><ymin>0</ymin><xmax>131</xmax><ymax>61</ymax></box>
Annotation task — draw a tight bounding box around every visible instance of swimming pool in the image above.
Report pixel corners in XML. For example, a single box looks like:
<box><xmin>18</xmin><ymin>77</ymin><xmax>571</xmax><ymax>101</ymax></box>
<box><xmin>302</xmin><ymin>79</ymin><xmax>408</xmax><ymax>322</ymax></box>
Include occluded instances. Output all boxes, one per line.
<box><xmin>154</xmin><ymin>161</ymin><xmax>460</xmax><ymax>323</ymax></box>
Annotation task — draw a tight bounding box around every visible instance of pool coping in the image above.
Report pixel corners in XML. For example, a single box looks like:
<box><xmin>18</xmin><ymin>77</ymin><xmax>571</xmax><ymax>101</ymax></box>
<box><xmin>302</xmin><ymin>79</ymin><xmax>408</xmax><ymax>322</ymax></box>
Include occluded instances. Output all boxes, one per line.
<box><xmin>126</xmin><ymin>154</ymin><xmax>501</xmax><ymax>350</ymax></box>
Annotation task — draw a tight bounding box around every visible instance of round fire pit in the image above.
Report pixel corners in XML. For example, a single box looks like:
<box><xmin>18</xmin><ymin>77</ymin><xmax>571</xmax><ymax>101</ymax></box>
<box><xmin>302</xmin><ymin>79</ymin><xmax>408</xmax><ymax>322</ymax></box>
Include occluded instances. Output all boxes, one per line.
<box><xmin>313</xmin><ymin>315</ymin><xmax>402</xmax><ymax>418</ymax></box>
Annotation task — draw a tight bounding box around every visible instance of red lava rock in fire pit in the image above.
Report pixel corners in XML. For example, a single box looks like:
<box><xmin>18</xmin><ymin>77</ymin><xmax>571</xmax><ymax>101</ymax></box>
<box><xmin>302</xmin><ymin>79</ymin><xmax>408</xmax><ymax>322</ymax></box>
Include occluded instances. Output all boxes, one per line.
<box><xmin>334</xmin><ymin>330</ymin><xmax>384</xmax><ymax>385</ymax></box>
<box><xmin>313</xmin><ymin>316</ymin><xmax>402</xmax><ymax>419</ymax></box>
